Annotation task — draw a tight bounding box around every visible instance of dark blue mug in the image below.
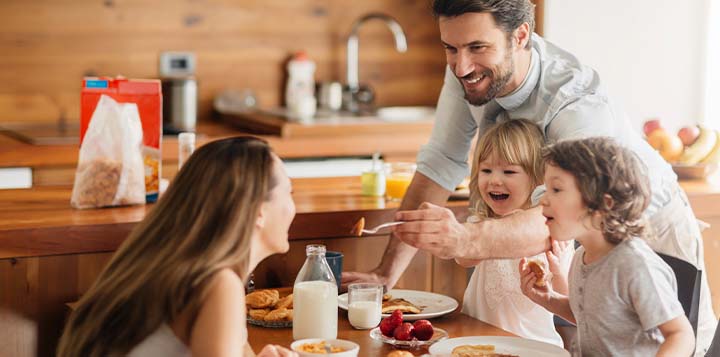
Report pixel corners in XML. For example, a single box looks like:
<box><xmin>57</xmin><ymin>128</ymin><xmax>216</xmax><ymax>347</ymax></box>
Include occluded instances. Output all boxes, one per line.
<box><xmin>325</xmin><ymin>251</ymin><xmax>343</xmax><ymax>290</ymax></box>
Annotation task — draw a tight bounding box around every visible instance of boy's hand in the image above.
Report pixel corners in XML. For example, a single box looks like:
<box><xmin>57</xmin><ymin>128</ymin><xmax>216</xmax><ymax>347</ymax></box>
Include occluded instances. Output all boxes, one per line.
<box><xmin>545</xmin><ymin>238</ymin><xmax>570</xmax><ymax>295</ymax></box>
<box><xmin>519</xmin><ymin>258</ymin><xmax>554</xmax><ymax>307</ymax></box>
<box><xmin>546</xmin><ymin>238</ymin><xmax>570</xmax><ymax>275</ymax></box>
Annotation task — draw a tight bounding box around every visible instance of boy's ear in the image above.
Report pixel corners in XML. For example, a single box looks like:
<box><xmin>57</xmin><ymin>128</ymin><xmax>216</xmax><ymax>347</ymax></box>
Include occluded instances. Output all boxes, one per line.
<box><xmin>603</xmin><ymin>194</ymin><xmax>614</xmax><ymax>210</ymax></box>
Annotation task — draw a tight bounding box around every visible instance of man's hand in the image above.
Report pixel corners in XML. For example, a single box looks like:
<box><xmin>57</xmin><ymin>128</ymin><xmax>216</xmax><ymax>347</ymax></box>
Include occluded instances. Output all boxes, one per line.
<box><xmin>393</xmin><ymin>202</ymin><xmax>470</xmax><ymax>260</ymax></box>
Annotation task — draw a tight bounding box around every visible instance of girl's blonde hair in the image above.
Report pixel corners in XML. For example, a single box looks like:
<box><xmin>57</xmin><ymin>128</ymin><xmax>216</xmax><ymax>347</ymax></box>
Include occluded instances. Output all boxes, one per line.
<box><xmin>57</xmin><ymin>136</ymin><xmax>277</xmax><ymax>357</ymax></box>
<box><xmin>469</xmin><ymin>119</ymin><xmax>545</xmax><ymax>218</ymax></box>
<box><xmin>542</xmin><ymin>137</ymin><xmax>650</xmax><ymax>244</ymax></box>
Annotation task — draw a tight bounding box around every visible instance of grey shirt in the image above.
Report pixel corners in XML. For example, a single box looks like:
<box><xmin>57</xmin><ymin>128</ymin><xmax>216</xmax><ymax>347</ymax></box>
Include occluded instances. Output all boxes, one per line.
<box><xmin>568</xmin><ymin>238</ymin><xmax>685</xmax><ymax>356</ymax></box>
<box><xmin>417</xmin><ymin>34</ymin><xmax>677</xmax><ymax>216</ymax></box>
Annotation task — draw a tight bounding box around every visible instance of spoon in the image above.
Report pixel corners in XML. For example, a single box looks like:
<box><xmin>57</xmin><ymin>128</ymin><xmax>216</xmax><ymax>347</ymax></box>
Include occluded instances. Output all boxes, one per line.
<box><xmin>360</xmin><ymin>221</ymin><xmax>405</xmax><ymax>234</ymax></box>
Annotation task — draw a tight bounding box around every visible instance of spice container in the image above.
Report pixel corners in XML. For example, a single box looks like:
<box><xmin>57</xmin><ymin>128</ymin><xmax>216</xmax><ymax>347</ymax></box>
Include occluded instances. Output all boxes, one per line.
<box><xmin>361</xmin><ymin>152</ymin><xmax>385</xmax><ymax>197</ymax></box>
<box><xmin>177</xmin><ymin>132</ymin><xmax>196</xmax><ymax>170</ymax></box>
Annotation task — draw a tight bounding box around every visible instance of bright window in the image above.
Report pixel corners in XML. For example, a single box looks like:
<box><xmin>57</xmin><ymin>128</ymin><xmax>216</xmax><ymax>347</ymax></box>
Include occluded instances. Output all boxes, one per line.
<box><xmin>705</xmin><ymin>0</ymin><xmax>720</xmax><ymax>129</ymax></box>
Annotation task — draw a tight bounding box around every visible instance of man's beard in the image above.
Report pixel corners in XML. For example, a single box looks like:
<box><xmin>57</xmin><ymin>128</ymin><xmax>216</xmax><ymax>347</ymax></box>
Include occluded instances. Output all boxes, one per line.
<box><xmin>464</xmin><ymin>54</ymin><xmax>514</xmax><ymax>107</ymax></box>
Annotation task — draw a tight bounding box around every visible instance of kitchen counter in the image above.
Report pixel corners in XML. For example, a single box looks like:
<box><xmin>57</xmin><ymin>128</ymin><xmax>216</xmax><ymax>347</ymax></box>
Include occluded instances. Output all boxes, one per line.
<box><xmin>0</xmin><ymin>177</ymin><xmax>470</xmax><ymax>259</ymax></box>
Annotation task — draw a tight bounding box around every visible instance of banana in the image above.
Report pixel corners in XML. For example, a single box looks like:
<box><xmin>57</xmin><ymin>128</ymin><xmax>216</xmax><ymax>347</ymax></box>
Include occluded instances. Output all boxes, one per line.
<box><xmin>677</xmin><ymin>125</ymin><xmax>718</xmax><ymax>165</ymax></box>
<box><xmin>700</xmin><ymin>129</ymin><xmax>720</xmax><ymax>165</ymax></box>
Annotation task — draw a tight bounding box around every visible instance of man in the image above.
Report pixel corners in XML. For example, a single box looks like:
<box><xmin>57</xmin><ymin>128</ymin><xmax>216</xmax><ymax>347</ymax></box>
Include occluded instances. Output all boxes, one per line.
<box><xmin>342</xmin><ymin>0</ymin><xmax>716</xmax><ymax>354</ymax></box>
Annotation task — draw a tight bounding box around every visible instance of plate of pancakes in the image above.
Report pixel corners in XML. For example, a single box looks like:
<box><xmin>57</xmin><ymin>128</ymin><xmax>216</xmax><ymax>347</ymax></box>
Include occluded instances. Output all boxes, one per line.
<box><xmin>429</xmin><ymin>336</ymin><xmax>570</xmax><ymax>357</ymax></box>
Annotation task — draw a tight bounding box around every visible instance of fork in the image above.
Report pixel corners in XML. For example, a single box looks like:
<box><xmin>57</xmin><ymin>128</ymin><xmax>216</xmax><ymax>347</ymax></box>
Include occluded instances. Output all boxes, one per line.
<box><xmin>361</xmin><ymin>221</ymin><xmax>405</xmax><ymax>234</ymax></box>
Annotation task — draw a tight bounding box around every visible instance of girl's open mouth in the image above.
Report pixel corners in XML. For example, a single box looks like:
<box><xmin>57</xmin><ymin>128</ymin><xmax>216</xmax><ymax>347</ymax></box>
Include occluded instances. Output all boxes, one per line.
<box><xmin>488</xmin><ymin>192</ymin><xmax>510</xmax><ymax>201</ymax></box>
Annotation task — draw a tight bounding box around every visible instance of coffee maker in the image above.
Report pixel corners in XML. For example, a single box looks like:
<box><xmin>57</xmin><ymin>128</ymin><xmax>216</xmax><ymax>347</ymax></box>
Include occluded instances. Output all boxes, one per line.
<box><xmin>159</xmin><ymin>51</ymin><xmax>197</xmax><ymax>134</ymax></box>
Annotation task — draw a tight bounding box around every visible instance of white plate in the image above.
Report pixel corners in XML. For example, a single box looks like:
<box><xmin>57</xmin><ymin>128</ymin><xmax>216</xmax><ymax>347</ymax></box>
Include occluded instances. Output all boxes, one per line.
<box><xmin>429</xmin><ymin>336</ymin><xmax>570</xmax><ymax>357</ymax></box>
<box><xmin>338</xmin><ymin>289</ymin><xmax>458</xmax><ymax>321</ymax></box>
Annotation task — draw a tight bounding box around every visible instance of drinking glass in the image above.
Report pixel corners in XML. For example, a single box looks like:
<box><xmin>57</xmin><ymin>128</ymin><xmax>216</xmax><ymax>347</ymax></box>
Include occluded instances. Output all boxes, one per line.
<box><xmin>384</xmin><ymin>162</ymin><xmax>416</xmax><ymax>201</ymax></box>
<box><xmin>348</xmin><ymin>283</ymin><xmax>383</xmax><ymax>329</ymax></box>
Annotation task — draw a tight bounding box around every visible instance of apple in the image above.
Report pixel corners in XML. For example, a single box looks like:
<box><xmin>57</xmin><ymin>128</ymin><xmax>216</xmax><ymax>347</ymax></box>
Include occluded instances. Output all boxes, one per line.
<box><xmin>647</xmin><ymin>128</ymin><xmax>684</xmax><ymax>162</ymax></box>
<box><xmin>393</xmin><ymin>322</ymin><xmax>415</xmax><ymax>341</ymax></box>
<box><xmin>643</xmin><ymin>119</ymin><xmax>663</xmax><ymax>137</ymax></box>
<box><xmin>677</xmin><ymin>125</ymin><xmax>701</xmax><ymax>146</ymax></box>
<box><xmin>412</xmin><ymin>320</ymin><xmax>434</xmax><ymax>341</ymax></box>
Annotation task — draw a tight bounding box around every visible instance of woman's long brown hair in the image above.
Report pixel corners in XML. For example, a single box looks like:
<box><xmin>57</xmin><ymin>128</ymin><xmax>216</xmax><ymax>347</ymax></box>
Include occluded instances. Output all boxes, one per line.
<box><xmin>57</xmin><ymin>136</ymin><xmax>277</xmax><ymax>357</ymax></box>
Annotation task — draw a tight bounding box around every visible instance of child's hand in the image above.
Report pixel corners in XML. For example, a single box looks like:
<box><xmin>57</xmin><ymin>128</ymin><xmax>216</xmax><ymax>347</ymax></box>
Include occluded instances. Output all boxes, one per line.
<box><xmin>545</xmin><ymin>238</ymin><xmax>570</xmax><ymax>294</ymax></box>
<box><xmin>519</xmin><ymin>258</ymin><xmax>553</xmax><ymax>307</ymax></box>
<box><xmin>546</xmin><ymin>238</ymin><xmax>570</xmax><ymax>275</ymax></box>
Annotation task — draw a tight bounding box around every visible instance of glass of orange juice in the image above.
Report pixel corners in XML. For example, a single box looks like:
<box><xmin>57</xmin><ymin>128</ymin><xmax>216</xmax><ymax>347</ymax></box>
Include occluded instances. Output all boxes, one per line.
<box><xmin>384</xmin><ymin>162</ymin><xmax>416</xmax><ymax>201</ymax></box>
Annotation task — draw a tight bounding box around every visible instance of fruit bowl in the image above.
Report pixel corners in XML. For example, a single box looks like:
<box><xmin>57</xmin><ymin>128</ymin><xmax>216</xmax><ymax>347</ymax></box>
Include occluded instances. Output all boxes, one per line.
<box><xmin>369</xmin><ymin>326</ymin><xmax>448</xmax><ymax>348</ymax></box>
<box><xmin>671</xmin><ymin>163</ymin><xmax>719</xmax><ymax>180</ymax></box>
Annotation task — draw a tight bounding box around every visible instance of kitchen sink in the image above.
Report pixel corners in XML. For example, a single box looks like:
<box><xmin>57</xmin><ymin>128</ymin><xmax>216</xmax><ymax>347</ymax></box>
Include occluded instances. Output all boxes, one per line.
<box><xmin>376</xmin><ymin>106</ymin><xmax>435</xmax><ymax>122</ymax></box>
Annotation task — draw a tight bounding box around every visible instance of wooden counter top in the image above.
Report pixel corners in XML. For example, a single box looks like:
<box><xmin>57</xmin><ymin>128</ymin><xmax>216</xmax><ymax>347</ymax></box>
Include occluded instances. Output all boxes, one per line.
<box><xmin>0</xmin><ymin>119</ymin><xmax>433</xmax><ymax>167</ymax></box>
<box><xmin>0</xmin><ymin>177</ymin><xmax>470</xmax><ymax>259</ymax></box>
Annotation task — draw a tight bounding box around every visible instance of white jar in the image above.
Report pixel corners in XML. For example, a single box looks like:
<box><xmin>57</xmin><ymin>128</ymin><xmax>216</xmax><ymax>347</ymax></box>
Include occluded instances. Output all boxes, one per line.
<box><xmin>285</xmin><ymin>51</ymin><xmax>316</xmax><ymax>116</ymax></box>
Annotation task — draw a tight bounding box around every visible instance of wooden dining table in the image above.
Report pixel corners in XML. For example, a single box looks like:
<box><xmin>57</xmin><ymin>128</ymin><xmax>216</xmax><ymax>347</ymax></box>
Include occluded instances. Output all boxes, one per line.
<box><xmin>247</xmin><ymin>309</ymin><xmax>516</xmax><ymax>356</ymax></box>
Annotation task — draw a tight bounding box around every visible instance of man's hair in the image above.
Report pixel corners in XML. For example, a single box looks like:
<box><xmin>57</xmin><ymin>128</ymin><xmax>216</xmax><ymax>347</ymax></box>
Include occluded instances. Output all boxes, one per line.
<box><xmin>542</xmin><ymin>137</ymin><xmax>650</xmax><ymax>244</ymax></box>
<box><xmin>432</xmin><ymin>0</ymin><xmax>535</xmax><ymax>49</ymax></box>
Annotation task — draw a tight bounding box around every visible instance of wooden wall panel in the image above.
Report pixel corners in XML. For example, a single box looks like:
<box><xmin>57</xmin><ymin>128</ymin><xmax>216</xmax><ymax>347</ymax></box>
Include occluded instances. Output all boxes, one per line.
<box><xmin>0</xmin><ymin>253</ymin><xmax>113</xmax><ymax>357</ymax></box>
<box><xmin>0</xmin><ymin>0</ymin><xmax>446</xmax><ymax>125</ymax></box>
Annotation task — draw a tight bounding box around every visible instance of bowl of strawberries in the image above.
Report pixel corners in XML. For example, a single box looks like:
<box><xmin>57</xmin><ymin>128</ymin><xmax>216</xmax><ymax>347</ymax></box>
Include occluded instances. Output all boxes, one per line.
<box><xmin>369</xmin><ymin>310</ymin><xmax>448</xmax><ymax>348</ymax></box>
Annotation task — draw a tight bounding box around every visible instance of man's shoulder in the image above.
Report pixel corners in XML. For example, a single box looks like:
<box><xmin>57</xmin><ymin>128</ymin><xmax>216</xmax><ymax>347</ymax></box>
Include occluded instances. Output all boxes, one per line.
<box><xmin>533</xmin><ymin>35</ymin><xmax>602</xmax><ymax>96</ymax></box>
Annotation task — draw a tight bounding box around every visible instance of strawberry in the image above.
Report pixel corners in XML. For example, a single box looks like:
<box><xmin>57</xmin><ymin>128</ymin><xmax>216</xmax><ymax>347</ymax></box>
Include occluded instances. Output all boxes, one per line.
<box><xmin>412</xmin><ymin>319</ymin><xmax>434</xmax><ymax>341</ymax></box>
<box><xmin>379</xmin><ymin>317</ymin><xmax>397</xmax><ymax>337</ymax></box>
<box><xmin>389</xmin><ymin>309</ymin><xmax>403</xmax><ymax>326</ymax></box>
<box><xmin>393</xmin><ymin>322</ymin><xmax>415</xmax><ymax>341</ymax></box>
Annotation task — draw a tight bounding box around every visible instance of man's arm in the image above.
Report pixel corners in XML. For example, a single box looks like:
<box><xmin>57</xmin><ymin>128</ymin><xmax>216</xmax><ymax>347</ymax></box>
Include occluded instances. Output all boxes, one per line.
<box><xmin>341</xmin><ymin>172</ymin><xmax>451</xmax><ymax>290</ymax></box>
<box><xmin>393</xmin><ymin>204</ymin><xmax>550</xmax><ymax>260</ymax></box>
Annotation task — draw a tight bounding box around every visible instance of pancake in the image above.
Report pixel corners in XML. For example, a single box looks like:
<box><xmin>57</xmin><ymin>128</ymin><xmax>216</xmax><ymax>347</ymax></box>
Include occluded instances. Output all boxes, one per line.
<box><xmin>381</xmin><ymin>298</ymin><xmax>422</xmax><ymax>314</ymax></box>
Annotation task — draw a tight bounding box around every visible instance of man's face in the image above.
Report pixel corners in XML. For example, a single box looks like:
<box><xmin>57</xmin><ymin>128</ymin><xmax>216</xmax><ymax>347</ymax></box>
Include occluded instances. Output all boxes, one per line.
<box><xmin>439</xmin><ymin>12</ymin><xmax>517</xmax><ymax>106</ymax></box>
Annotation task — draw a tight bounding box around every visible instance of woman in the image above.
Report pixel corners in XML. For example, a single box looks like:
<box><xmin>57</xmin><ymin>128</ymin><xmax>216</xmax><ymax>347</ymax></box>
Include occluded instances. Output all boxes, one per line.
<box><xmin>58</xmin><ymin>136</ymin><xmax>298</xmax><ymax>356</ymax></box>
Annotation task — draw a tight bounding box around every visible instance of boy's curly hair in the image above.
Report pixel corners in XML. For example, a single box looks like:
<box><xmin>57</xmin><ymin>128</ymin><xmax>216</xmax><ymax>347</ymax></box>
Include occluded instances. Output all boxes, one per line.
<box><xmin>542</xmin><ymin>137</ymin><xmax>650</xmax><ymax>244</ymax></box>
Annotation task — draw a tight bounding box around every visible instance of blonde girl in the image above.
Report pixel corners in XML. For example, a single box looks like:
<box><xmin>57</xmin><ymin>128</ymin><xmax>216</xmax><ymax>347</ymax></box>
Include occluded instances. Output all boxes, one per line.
<box><xmin>58</xmin><ymin>137</ymin><xmax>298</xmax><ymax>357</ymax></box>
<box><xmin>459</xmin><ymin>119</ymin><xmax>572</xmax><ymax>347</ymax></box>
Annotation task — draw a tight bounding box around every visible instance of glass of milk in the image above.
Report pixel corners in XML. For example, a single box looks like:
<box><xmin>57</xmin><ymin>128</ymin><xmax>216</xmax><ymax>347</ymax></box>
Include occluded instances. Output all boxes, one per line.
<box><xmin>347</xmin><ymin>283</ymin><xmax>383</xmax><ymax>329</ymax></box>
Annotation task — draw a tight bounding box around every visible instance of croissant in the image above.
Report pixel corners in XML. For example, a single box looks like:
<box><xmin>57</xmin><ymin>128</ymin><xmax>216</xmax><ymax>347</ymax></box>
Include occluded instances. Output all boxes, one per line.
<box><xmin>245</xmin><ymin>289</ymin><xmax>280</xmax><ymax>309</ymax></box>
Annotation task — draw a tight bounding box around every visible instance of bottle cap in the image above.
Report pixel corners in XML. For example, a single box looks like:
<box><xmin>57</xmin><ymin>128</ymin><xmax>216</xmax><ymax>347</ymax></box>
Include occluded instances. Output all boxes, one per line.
<box><xmin>305</xmin><ymin>244</ymin><xmax>326</xmax><ymax>255</ymax></box>
<box><xmin>178</xmin><ymin>132</ymin><xmax>196</xmax><ymax>145</ymax></box>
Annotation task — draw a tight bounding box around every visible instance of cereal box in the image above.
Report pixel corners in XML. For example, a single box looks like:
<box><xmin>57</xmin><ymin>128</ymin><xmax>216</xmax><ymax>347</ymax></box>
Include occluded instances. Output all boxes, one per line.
<box><xmin>80</xmin><ymin>77</ymin><xmax>162</xmax><ymax>203</ymax></box>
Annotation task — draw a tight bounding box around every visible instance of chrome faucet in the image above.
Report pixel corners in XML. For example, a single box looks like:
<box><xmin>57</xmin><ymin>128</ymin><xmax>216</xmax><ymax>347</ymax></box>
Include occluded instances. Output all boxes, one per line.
<box><xmin>345</xmin><ymin>13</ymin><xmax>407</xmax><ymax>112</ymax></box>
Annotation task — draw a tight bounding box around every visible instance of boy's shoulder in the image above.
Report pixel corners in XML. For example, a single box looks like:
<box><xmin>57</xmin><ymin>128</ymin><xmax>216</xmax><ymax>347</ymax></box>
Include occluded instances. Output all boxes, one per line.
<box><xmin>608</xmin><ymin>238</ymin><xmax>672</xmax><ymax>276</ymax></box>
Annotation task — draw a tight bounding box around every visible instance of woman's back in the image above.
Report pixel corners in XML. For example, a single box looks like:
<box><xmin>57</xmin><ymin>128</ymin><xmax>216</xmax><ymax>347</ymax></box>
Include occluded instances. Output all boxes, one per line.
<box><xmin>128</xmin><ymin>324</ymin><xmax>190</xmax><ymax>357</ymax></box>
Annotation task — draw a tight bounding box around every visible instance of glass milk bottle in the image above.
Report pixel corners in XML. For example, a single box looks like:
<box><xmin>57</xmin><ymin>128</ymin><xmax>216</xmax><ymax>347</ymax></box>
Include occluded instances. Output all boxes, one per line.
<box><xmin>293</xmin><ymin>244</ymin><xmax>338</xmax><ymax>340</ymax></box>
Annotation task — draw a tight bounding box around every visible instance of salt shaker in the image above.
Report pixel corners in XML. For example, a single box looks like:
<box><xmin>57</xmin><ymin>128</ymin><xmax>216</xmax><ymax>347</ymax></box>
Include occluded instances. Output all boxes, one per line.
<box><xmin>177</xmin><ymin>132</ymin><xmax>196</xmax><ymax>169</ymax></box>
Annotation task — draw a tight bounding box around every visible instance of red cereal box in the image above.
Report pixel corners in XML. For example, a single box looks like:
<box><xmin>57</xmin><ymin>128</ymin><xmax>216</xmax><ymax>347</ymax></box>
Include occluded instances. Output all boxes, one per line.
<box><xmin>80</xmin><ymin>77</ymin><xmax>162</xmax><ymax>203</ymax></box>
